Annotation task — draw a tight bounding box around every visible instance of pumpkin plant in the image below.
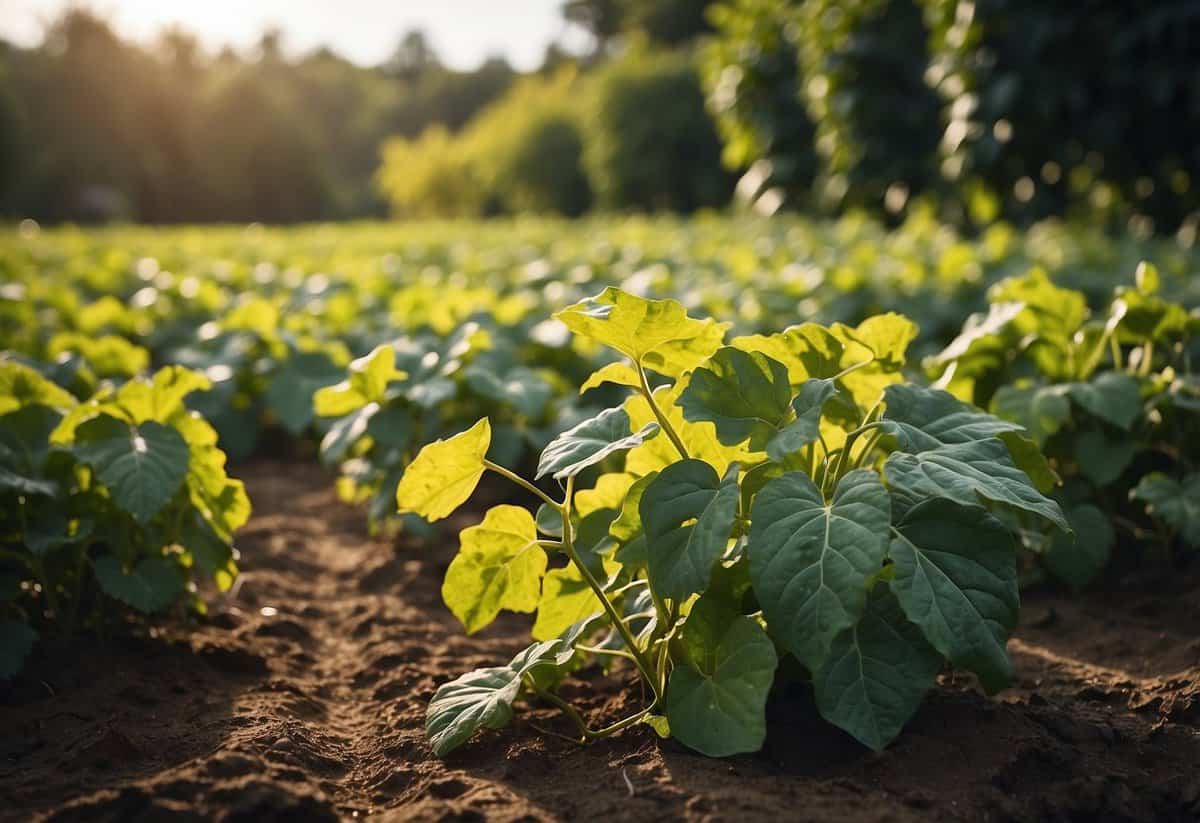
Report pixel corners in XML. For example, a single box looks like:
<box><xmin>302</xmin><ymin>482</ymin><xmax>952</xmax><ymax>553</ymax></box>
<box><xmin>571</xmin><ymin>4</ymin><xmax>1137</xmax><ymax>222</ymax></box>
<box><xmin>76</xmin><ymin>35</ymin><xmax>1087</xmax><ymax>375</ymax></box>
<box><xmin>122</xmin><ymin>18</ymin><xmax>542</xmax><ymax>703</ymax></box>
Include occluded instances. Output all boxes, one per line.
<box><xmin>396</xmin><ymin>289</ymin><xmax>1066</xmax><ymax>756</ymax></box>
<box><xmin>0</xmin><ymin>359</ymin><xmax>250</xmax><ymax>678</ymax></box>
<box><xmin>928</xmin><ymin>263</ymin><xmax>1199</xmax><ymax>588</ymax></box>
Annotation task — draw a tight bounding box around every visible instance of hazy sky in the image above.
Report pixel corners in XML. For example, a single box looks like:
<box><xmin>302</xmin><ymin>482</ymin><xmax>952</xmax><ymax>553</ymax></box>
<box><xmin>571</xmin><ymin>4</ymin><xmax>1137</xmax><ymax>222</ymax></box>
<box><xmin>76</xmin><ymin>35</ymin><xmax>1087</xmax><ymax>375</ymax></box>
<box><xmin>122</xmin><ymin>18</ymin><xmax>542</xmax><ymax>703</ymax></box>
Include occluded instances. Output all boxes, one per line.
<box><xmin>0</xmin><ymin>0</ymin><xmax>581</xmax><ymax>70</ymax></box>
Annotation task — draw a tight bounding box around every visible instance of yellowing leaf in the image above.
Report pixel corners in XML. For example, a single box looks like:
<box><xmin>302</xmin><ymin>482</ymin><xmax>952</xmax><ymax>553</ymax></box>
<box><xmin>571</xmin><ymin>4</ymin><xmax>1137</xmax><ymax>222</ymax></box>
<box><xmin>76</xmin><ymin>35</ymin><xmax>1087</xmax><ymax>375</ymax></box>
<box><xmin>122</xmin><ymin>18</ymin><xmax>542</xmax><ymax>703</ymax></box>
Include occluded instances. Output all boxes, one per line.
<box><xmin>579</xmin><ymin>362</ymin><xmax>641</xmax><ymax>394</ymax></box>
<box><xmin>0</xmin><ymin>359</ymin><xmax>77</xmax><ymax>415</ymax></box>
<box><xmin>314</xmin><ymin>344</ymin><xmax>406</xmax><ymax>418</ymax></box>
<box><xmin>575</xmin><ymin>473</ymin><xmax>636</xmax><ymax>518</ymax></box>
<box><xmin>396</xmin><ymin>418</ymin><xmax>491</xmax><ymax>521</ymax></box>
<box><xmin>555</xmin><ymin>288</ymin><xmax>723</xmax><ymax>374</ymax></box>
<box><xmin>442</xmin><ymin>505</ymin><xmax>547</xmax><ymax>633</ymax></box>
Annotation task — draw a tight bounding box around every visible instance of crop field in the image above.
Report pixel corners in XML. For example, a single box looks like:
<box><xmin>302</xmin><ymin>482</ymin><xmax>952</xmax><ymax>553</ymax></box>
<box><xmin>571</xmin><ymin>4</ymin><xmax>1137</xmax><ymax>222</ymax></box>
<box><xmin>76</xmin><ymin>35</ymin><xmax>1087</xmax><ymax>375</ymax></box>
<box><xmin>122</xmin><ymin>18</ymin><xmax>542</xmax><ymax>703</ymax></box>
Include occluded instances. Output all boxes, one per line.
<box><xmin>1</xmin><ymin>215</ymin><xmax>1199</xmax><ymax>820</ymax></box>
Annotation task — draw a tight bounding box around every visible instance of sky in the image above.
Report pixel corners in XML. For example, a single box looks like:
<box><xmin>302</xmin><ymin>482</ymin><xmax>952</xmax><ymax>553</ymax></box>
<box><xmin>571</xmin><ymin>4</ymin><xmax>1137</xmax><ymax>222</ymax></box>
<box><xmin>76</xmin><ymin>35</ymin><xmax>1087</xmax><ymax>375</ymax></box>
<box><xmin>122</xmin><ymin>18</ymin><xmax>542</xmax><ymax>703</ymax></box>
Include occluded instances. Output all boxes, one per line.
<box><xmin>0</xmin><ymin>0</ymin><xmax>582</xmax><ymax>71</ymax></box>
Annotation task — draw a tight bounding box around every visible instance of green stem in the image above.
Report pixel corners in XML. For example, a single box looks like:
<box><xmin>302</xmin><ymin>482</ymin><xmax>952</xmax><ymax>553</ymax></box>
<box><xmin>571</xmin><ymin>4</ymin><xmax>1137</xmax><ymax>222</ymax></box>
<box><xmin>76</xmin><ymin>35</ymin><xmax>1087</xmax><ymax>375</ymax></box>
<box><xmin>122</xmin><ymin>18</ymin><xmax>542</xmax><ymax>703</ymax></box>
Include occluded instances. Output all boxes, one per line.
<box><xmin>560</xmin><ymin>478</ymin><xmax>662</xmax><ymax>701</ymax></box>
<box><xmin>636</xmin><ymin>363</ymin><xmax>689</xmax><ymax>460</ymax></box>
<box><xmin>484</xmin><ymin>459</ymin><xmax>562</xmax><ymax>510</ymax></box>
<box><xmin>527</xmin><ymin>676</ymin><xmax>655</xmax><ymax>741</ymax></box>
<box><xmin>576</xmin><ymin>643</ymin><xmax>639</xmax><ymax>663</ymax></box>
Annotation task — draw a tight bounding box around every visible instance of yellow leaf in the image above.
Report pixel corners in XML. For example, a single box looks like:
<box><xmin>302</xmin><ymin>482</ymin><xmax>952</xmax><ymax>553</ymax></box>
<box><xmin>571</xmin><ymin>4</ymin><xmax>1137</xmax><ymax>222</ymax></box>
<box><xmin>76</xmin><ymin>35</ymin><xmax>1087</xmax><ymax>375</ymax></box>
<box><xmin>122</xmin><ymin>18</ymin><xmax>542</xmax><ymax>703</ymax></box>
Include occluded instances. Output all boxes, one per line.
<box><xmin>396</xmin><ymin>418</ymin><xmax>491</xmax><ymax>521</ymax></box>
<box><xmin>442</xmin><ymin>505</ymin><xmax>547</xmax><ymax>633</ymax></box>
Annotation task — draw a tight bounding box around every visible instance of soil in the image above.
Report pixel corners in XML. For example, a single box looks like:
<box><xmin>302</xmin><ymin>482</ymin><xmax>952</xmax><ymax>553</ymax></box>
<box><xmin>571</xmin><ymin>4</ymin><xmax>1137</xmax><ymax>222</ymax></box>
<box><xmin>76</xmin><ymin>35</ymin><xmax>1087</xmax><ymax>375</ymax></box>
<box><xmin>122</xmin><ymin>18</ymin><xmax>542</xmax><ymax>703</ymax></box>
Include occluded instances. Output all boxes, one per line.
<box><xmin>2</xmin><ymin>460</ymin><xmax>1199</xmax><ymax>822</ymax></box>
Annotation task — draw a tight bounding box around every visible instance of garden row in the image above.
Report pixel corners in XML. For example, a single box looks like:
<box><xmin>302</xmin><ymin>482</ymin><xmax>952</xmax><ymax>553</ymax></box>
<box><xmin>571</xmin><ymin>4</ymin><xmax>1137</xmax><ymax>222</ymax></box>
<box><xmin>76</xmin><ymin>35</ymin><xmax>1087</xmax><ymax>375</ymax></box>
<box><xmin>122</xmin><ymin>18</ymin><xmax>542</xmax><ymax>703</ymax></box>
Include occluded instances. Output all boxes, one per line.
<box><xmin>1</xmin><ymin>215</ymin><xmax>1196</xmax><ymax>757</ymax></box>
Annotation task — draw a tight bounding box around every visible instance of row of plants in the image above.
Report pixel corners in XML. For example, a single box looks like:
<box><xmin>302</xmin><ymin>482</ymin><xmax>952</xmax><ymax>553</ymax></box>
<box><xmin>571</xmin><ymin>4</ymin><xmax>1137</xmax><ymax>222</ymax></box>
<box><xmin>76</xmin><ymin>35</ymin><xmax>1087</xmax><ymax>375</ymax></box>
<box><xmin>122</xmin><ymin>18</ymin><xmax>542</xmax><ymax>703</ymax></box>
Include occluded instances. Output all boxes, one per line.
<box><xmin>0</xmin><ymin>359</ymin><xmax>250</xmax><ymax>677</ymax></box>
<box><xmin>396</xmin><ymin>288</ymin><xmax>1068</xmax><ymax>755</ymax></box>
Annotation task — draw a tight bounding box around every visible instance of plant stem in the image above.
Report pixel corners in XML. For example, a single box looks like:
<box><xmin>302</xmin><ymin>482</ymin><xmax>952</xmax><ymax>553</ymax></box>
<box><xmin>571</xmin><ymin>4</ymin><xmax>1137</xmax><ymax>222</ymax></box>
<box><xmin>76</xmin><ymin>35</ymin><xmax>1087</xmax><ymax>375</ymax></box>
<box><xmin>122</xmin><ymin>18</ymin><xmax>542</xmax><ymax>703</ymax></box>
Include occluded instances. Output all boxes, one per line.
<box><xmin>636</xmin><ymin>363</ymin><xmax>689</xmax><ymax>460</ymax></box>
<box><xmin>575</xmin><ymin>643</ymin><xmax>639</xmax><ymax>663</ymax></box>
<box><xmin>560</xmin><ymin>477</ymin><xmax>662</xmax><ymax>701</ymax></box>
<box><xmin>483</xmin><ymin>459</ymin><xmax>562</xmax><ymax>509</ymax></box>
<box><xmin>831</xmin><ymin>356</ymin><xmax>875</xmax><ymax>382</ymax></box>
<box><xmin>526</xmin><ymin>676</ymin><xmax>655</xmax><ymax>741</ymax></box>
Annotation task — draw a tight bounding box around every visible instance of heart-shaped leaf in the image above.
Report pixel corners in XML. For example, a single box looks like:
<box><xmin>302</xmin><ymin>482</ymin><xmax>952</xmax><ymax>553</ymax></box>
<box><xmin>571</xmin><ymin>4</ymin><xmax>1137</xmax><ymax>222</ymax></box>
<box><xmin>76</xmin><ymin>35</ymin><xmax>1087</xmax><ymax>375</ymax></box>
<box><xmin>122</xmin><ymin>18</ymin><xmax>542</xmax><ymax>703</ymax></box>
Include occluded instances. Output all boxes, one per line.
<box><xmin>93</xmin><ymin>554</ymin><xmax>185</xmax><ymax>614</ymax></box>
<box><xmin>641</xmin><ymin>460</ymin><xmax>739</xmax><ymax>601</ymax></box>
<box><xmin>1132</xmin><ymin>473</ymin><xmax>1200</xmax><ymax>547</ymax></box>
<box><xmin>766</xmin><ymin>378</ymin><xmax>836</xmax><ymax>461</ymax></box>
<box><xmin>1065</xmin><ymin>372</ymin><xmax>1142</xmax><ymax>430</ymax></box>
<box><xmin>813</xmin><ymin>586</ymin><xmax>941</xmax><ymax>751</ymax></box>
<box><xmin>665</xmin><ymin>596</ymin><xmax>778</xmax><ymax>757</ymax></box>
<box><xmin>888</xmin><ymin>499</ymin><xmax>1018</xmax><ymax>692</ymax></box>
<box><xmin>73</xmin><ymin>415</ymin><xmax>190</xmax><ymax>523</ymax></box>
<box><xmin>880</xmin><ymin>384</ymin><xmax>1023</xmax><ymax>453</ymax></box>
<box><xmin>748</xmin><ymin>469</ymin><xmax>890</xmax><ymax>670</ymax></box>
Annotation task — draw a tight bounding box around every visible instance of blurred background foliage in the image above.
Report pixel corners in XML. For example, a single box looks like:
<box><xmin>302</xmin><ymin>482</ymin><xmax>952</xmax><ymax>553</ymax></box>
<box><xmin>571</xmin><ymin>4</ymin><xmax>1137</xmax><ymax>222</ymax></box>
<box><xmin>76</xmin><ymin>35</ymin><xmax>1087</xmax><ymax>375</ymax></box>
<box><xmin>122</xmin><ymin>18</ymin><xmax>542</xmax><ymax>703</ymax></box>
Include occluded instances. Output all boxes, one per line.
<box><xmin>0</xmin><ymin>0</ymin><xmax>1197</xmax><ymax>233</ymax></box>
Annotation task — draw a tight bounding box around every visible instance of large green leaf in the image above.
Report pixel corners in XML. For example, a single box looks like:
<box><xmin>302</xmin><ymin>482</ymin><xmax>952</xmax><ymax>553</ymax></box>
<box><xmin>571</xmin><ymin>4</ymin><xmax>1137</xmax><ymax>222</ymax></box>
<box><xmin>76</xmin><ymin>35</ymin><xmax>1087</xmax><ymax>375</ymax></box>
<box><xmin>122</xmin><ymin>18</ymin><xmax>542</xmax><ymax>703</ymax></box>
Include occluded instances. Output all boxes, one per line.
<box><xmin>640</xmin><ymin>460</ymin><xmax>739</xmax><ymax>602</ymax></box>
<box><xmin>676</xmin><ymin>347</ymin><xmax>792</xmax><ymax>450</ymax></box>
<box><xmin>748</xmin><ymin>469</ymin><xmax>890</xmax><ymax>670</ymax></box>
<box><xmin>766</xmin><ymin>378</ymin><xmax>836</xmax><ymax>462</ymax></box>
<box><xmin>1075</xmin><ymin>428</ymin><xmax>1136</xmax><ymax>486</ymax></box>
<box><xmin>888</xmin><ymin>500</ymin><xmax>1018</xmax><ymax>692</ymax></box>
<box><xmin>665</xmin><ymin>596</ymin><xmax>778</xmax><ymax>757</ymax></box>
<box><xmin>396</xmin><ymin>418</ymin><xmax>490</xmax><ymax>521</ymax></box>
<box><xmin>0</xmin><ymin>620</ymin><xmax>36</xmax><ymax>679</ymax></box>
<box><xmin>93</xmin><ymin>554</ymin><xmax>185</xmax><ymax>614</ymax></box>
<box><xmin>1043</xmin><ymin>503</ymin><xmax>1114</xmax><ymax>591</ymax></box>
<box><xmin>535</xmin><ymin>406</ymin><xmax>658</xmax><ymax>480</ymax></box>
<box><xmin>1132</xmin><ymin>473</ymin><xmax>1200</xmax><ymax>547</ymax></box>
<box><xmin>812</xmin><ymin>586</ymin><xmax>941</xmax><ymax>751</ymax></box>
<box><xmin>442</xmin><ymin>505</ymin><xmax>547</xmax><ymax>633</ymax></box>
<box><xmin>990</xmin><ymin>384</ymin><xmax>1071</xmax><ymax>446</ymax></box>
<box><xmin>73</xmin><ymin>415</ymin><xmax>190</xmax><ymax>523</ymax></box>
<box><xmin>884</xmin><ymin>438</ymin><xmax>1069</xmax><ymax>532</ymax></box>
<box><xmin>1065</xmin><ymin>373</ymin><xmax>1142</xmax><ymax>430</ymax></box>
<box><xmin>0</xmin><ymin>467</ymin><xmax>58</xmax><ymax>498</ymax></box>
<box><xmin>465</xmin><ymin>365</ymin><xmax>554</xmax><ymax>419</ymax></box>
<box><xmin>881</xmin><ymin>384</ymin><xmax>1023</xmax><ymax>453</ymax></box>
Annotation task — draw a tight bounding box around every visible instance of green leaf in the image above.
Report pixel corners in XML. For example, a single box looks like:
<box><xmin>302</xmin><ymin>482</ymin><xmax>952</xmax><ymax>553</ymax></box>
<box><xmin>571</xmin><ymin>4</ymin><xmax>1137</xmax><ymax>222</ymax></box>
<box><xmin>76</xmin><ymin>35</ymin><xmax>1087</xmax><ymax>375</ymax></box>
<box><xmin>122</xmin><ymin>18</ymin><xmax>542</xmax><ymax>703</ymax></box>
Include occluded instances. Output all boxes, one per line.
<box><xmin>730</xmin><ymin>323</ymin><xmax>855</xmax><ymax>386</ymax></box>
<box><xmin>884</xmin><ymin>439</ymin><xmax>1069</xmax><ymax>532</ymax></box>
<box><xmin>990</xmin><ymin>384</ymin><xmax>1071</xmax><ymax>446</ymax></box>
<box><xmin>1132</xmin><ymin>473</ymin><xmax>1200</xmax><ymax>547</ymax></box>
<box><xmin>641</xmin><ymin>460</ymin><xmax>739</xmax><ymax>601</ymax></box>
<box><xmin>426</xmin><ymin>667</ymin><xmax>522</xmax><ymax>757</ymax></box>
<box><xmin>73</xmin><ymin>415</ymin><xmax>190</xmax><ymax>523</ymax></box>
<box><xmin>748</xmin><ymin>469</ymin><xmax>891</xmax><ymax>670</ymax></box>
<box><xmin>677</xmin><ymin>347</ymin><xmax>792</xmax><ymax>450</ymax></box>
<box><xmin>1065</xmin><ymin>373</ymin><xmax>1142</xmax><ymax>430</ymax></box>
<box><xmin>427</xmin><ymin>620</ymin><xmax>594</xmax><ymax>757</ymax></box>
<box><xmin>997</xmin><ymin>431</ymin><xmax>1059</xmax><ymax>494</ymax></box>
<box><xmin>319</xmin><ymin>403</ymin><xmax>378</xmax><ymax>465</ymax></box>
<box><xmin>766</xmin><ymin>378</ymin><xmax>836</xmax><ymax>461</ymax></box>
<box><xmin>396</xmin><ymin>418</ymin><xmax>490</xmax><ymax>521</ymax></box>
<box><xmin>665</xmin><ymin>596</ymin><xmax>778</xmax><ymax>757</ymax></box>
<box><xmin>0</xmin><ymin>620</ymin><xmax>36</xmax><ymax>679</ymax></box>
<box><xmin>442</xmin><ymin>505</ymin><xmax>547</xmax><ymax>634</ymax></box>
<box><xmin>851</xmin><ymin>313</ymin><xmax>918</xmax><ymax>370</ymax></box>
<box><xmin>180</xmin><ymin>513</ymin><xmax>237</xmax><ymax>592</ymax></box>
<box><xmin>365</xmin><ymin>405</ymin><xmax>413</xmax><ymax>450</ymax></box>
<box><xmin>925</xmin><ymin>301</ymin><xmax>1024</xmax><ymax>371</ymax></box>
<box><xmin>466</xmin><ymin>365</ymin><xmax>553</xmax><ymax>419</ymax></box>
<box><xmin>535</xmin><ymin>503</ymin><xmax>563</xmax><ymax>537</ymax></box>
<box><xmin>554</xmin><ymin>288</ymin><xmax>726</xmax><ymax>374</ymax></box>
<box><xmin>888</xmin><ymin>500</ymin><xmax>1018</xmax><ymax>692</ymax></box>
<box><xmin>881</xmin><ymin>384</ymin><xmax>1023</xmax><ymax>453</ymax></box>
<box><xmin>1043</xmin><ymin>503</ymin><xmax>1114</xmax><ymax>591</ymax></box>
<box><xmin>0</xmin><ymin>466</ymin><xmax>58</xmax><ymax>498</ymax></box>
<box><xmin>93</xmin><ymin>554</ymin><xmax>185</xmax><ymax>614</ymax></box>
<box><xmin>25</xmin><ymin>508</ymin><xmax>92</xmax><ymax>556</ymax></box>
<box><xmin>266</xmin><ymin>350</ymin><xmax>344</xmax><ymax>433</ymax></box>
<box><xmin>1075</xmin><ymin>428</ymin><xmax>1136</xmax><ymax>486</ymax></box>
<box><xmin>535</xmin><ymin>406</ymin><xmax>658</xmax><ymax>480</ymax></box>
<box><xmin>812</xmin><ymin>586</ymin><xmax>941</xmax><ymax>751</ymax></box>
